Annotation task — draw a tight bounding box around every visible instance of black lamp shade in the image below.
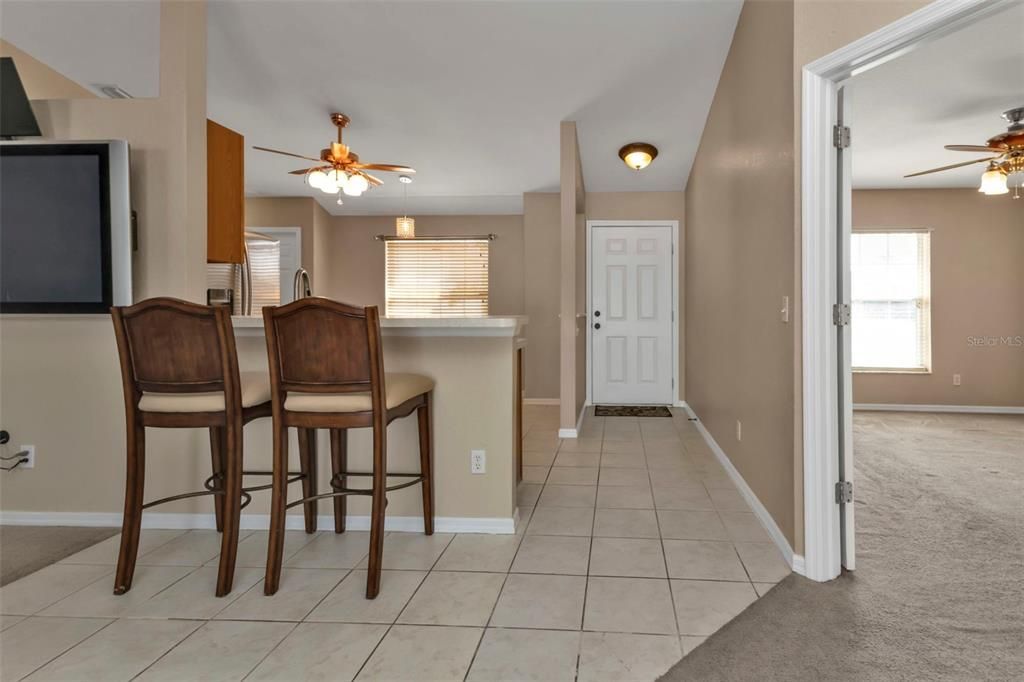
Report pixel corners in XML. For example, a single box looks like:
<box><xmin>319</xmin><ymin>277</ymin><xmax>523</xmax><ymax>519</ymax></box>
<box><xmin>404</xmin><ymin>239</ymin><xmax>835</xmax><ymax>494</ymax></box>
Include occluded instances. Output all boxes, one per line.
<box><xmin>1</xmin><ymin>57</ymin><xmax>42</xmax><ymax>138</ymax></box>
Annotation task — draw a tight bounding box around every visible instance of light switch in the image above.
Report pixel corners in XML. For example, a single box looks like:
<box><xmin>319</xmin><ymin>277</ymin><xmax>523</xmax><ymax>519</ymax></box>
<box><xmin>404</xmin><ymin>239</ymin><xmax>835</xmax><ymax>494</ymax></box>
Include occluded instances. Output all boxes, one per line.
<box><xmin>781</xmin><ymin>296</ymin><xmax>790</xmax><ymax>323</ymax></box>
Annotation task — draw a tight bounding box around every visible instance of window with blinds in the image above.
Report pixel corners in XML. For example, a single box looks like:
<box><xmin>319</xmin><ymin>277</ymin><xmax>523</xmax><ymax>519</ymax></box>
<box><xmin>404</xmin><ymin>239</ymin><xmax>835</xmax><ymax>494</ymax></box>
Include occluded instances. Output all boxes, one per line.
<box><xmin>851</xmin><ymin>230</ymin><xmax>931</xmax><ymax>372</ymax></box>
<box><xmin>385</xmin><ymin>239</ymin><xmax>489</xmax><ymax>318</ymax></box>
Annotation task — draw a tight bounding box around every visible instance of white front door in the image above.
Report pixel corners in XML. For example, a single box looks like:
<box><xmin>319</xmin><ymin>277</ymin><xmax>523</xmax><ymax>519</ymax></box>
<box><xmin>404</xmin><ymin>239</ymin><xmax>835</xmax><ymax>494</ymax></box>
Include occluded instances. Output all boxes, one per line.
<box><xmin>591</xmin><ymin>224</ymin><xmax>674</xmax><ymax>405</ymax></box>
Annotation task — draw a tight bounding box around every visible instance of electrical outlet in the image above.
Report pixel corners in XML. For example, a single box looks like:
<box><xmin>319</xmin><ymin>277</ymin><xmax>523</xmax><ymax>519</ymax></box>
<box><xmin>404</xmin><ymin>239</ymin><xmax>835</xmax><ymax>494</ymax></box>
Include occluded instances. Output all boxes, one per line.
<box><xmin>19</xmin><ymin>445</ymin><xmax>35</xmax><ymax>469</ymax></box>
<box><xmin>736</xmin><ymin>421</ymin><xmax>742</xmax><ymax>442</ymax></box>
<box><xmin>953</xmin><ymin>374</ymin><xmax>961</xmax><ymax>386</ymax></box>
<box><xmin>471</xmin><ymin>449</ymin><xmax>486</xmax><ymax>474</ymax></box>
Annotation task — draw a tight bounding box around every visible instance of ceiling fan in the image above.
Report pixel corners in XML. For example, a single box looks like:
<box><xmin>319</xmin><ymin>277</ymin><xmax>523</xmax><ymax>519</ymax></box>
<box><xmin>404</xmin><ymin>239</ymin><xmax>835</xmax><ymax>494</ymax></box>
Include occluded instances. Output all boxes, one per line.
<box><xmin>253</xmin><ymin>113</ymin><xmax>415</xmax><ymax>199</ymax></box>
<box><xmin>905</xmin><ymin>107</ymin><xmax>1023</xmax><ymax>197</ymax></box>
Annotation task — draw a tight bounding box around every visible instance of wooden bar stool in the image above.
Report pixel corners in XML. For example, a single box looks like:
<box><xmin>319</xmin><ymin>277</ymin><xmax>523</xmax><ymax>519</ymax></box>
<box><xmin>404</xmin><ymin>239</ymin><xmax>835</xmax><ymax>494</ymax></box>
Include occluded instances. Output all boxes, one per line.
<box><xmin>110</xmin><ymin>297</ymin><xmax>281</xmax><ymax>597</ymax></box>
<box><xmin>262</xmin><ymin>297</ymin><xmax>435</xmax><ymax>598</ymax></box>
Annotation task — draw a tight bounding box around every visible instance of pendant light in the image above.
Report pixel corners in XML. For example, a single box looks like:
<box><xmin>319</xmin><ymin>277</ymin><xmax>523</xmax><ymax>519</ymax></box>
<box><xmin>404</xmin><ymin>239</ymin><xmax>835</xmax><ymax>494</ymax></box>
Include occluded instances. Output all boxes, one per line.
<box><xmin>396</xmin><ymin>175</ymin><xmax>415</xmax><ymax>238</ymax></box>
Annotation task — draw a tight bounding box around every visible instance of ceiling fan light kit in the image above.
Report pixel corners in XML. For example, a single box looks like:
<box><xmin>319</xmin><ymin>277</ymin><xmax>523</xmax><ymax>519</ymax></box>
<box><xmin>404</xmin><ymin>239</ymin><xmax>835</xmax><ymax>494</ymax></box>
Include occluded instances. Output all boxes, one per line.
<box><xmin>255</xmin><ymin>112</ymin><xmax>415</xmax><ymax>200</ymax></box>
<box><xmin>907</xmin><ymin>107</ymin><xmax>1023</xmax><ymax>199</ymax></box>
<box><xmin>978</xmin><ymin>163</ymin><xmax>1009</xmax><ymax>195</ymax></box>
<box><xmin>619</xmin><ymin>142</ymin><xmax>658</xmax><ymax>170</ymax></box>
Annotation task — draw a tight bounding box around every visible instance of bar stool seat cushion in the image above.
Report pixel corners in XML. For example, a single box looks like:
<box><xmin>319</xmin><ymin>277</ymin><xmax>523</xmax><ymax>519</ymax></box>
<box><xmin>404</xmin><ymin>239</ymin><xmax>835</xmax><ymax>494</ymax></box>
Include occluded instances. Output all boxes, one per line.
<box><xmin>138</xmin><ymin>371</ymin><xmax>272</xmax><ymax>412</ymax></box>
<box><xmin>284</xmin><ymin>372</ymin><xmax>434</xmax><ymax>413</ymax></box>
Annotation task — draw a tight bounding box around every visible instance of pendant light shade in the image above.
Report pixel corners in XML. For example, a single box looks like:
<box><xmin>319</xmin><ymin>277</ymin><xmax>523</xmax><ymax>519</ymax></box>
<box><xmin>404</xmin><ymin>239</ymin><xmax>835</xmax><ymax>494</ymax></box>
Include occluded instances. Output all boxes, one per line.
<box><xmin>396</xmin><ymin>174</ymin><xmax>415</xmax><ymax>238</ymax></box>
<box><xmin>396</xmin><ymin>216</ymin><xmax>416</xmax><ymax>239</ymax></box>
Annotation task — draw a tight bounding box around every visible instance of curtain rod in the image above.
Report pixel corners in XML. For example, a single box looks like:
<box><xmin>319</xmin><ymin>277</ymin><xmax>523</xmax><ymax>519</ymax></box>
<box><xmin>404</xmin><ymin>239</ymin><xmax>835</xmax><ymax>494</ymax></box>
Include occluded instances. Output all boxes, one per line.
<box><xmin>374</xmin><ymin>234</ymin><xmax>497</xmax><ymax>242</ymax></box>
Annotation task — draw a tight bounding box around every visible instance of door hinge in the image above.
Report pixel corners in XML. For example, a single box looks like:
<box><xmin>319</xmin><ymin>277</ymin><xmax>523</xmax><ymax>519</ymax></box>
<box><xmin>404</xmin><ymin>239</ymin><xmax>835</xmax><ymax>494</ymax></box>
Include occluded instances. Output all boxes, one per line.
<box><xmin>832</xmin><ymin>303</ymin><xmax>850</xmax><ymax>326</ymax></box>
<box><xmin>835</xmin><ymin>480</ymin><xmax>853</xmax><ymax>504</ymax></box>
<box><xmin>833</xmin><ymin>125</ymin><xmax>851</xmax><ymax>149</ymax></box>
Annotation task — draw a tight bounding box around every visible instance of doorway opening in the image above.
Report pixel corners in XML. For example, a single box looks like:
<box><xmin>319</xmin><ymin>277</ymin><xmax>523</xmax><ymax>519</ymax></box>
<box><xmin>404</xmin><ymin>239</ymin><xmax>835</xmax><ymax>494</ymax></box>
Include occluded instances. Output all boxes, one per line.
<box><xmin>801</xmin><ymin>0</ymin><xmax>1021</xmax><ymax>582</ymax></box>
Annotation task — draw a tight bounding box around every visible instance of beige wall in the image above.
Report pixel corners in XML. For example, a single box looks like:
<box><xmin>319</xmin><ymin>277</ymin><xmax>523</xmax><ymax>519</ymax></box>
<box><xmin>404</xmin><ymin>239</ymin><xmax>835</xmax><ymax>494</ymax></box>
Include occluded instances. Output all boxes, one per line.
<box><xmin>523</xmin><ymin>192</ymin><xmax>562</xmax><ymax>400</ymax></box>
<box><xmin>684</xmin><ymin>0</ymin><xmax>936</xmax><ymax>554</ymax></box>
<box><xmin>852</xmin><ymin>189</ymin><xmax>1024</xmax><ymax>407</ymax></box>
<box><xmin>1</xmin><ymin>1</ymin><xmax>210</xmax><ymax>512</ymax></box>
<box><xmin>685</xmin><ymin>0</ymin><xmax>797</xmax><ymax>547</ymax></box>
<box><xmin>560</xmin><ymin>122</ymin><xmax>587</xmax><ymax>429</ymax></box>
<box><xmin>322</xmin><ymin>214</ymin><xmax>525</xmax><ymax>315</ymax></box>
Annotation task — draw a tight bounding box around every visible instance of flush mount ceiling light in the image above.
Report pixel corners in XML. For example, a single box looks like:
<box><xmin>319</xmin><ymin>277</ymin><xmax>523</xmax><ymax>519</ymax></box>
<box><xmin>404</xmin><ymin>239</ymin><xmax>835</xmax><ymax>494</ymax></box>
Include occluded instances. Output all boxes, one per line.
<box><xmin>906</xmin><ymin>106</ymin><xmax>1023</xmax><ymax>199</ymax></box>
<box><xmin>619</xmin><ymin>142</ymin><xmax>658</xmax><ymax>171</ymax></box>
<box><xmin>396</xmin><ymin>174</ymin><xmax>415</xmax><ymax>238</ymax></box>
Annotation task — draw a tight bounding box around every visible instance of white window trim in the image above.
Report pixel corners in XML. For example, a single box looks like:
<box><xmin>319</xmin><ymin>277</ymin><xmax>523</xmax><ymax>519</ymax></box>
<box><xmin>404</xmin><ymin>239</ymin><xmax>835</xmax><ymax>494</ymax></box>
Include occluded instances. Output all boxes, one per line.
<box><xmin>850</xmin><ymin>227</ymin><xmax>932</xmax><ymax>374</ymax></box>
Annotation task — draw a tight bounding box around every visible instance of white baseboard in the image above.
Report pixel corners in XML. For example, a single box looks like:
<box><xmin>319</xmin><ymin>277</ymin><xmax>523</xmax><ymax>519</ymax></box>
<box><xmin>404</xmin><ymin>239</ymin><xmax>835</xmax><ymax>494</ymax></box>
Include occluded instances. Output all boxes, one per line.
<box><xmin>853</xmin><ymin>403</ymin><xmax>1024</xmax><ymax>415</ymax></box>
<box><xmin>0</xmin><ymin>511</ymin><xmax>516</xmax><ymax>534</ymax></box>
<box><xmin>683</xmin><ymin>404</ymin><xmax>802</xmax><ymax>576</ymax></box>
<box><xmin>674</xmin><ymin>400</ymin><xmax>690</xmax><ymax>410</ymax></box>
<box><xmin>558</xmin><ymin>402</ymin><xmax>589</xmax><ymax>439</ymax></box>
<box><xmin>523</xmin><ymin>398</ymin><xmax>560</xmax><ymax>406</ymax></box>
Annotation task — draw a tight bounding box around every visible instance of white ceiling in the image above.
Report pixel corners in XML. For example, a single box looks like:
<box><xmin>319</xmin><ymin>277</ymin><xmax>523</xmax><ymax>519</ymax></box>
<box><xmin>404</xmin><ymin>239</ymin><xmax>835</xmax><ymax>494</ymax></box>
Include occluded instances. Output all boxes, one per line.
<box><xmin>850</xmin><ymin>1</ymin><xmax>1024</xmax><ymax>189</ymax></box>
<box><xmin>0</xmin><ymin>0</ymin><xmax>159</xmax><ymax>98</ymax></box>
<box><xmin>207</xmin><ymin>0</ymin><xmax>742</xmax><ymax>215</ymax></box>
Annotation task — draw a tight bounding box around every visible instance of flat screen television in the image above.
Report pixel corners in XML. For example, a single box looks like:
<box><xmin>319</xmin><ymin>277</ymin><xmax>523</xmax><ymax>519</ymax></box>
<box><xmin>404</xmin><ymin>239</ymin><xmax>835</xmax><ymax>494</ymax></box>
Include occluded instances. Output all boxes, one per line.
<box><xmin>0</xmin><ymin>140</ymin><xmax>132</xmax><ymax>313</ymax></box>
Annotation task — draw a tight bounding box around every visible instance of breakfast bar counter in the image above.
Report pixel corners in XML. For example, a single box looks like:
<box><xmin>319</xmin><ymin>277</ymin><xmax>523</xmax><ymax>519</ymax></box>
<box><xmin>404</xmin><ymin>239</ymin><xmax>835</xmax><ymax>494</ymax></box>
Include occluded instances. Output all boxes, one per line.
<box><xmin>232</xmin><ymin>315</ymin><xmax>527</xmax><ymax>533</ymax></box>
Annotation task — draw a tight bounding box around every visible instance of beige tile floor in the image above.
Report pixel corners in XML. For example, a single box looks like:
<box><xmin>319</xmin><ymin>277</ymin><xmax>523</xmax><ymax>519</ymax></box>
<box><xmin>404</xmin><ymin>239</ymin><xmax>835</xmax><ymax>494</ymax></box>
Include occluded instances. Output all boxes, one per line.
<box><xmin>0</xmin><ymin>406</ymin><xmax>789</xmax><ymax>681</ymax></box>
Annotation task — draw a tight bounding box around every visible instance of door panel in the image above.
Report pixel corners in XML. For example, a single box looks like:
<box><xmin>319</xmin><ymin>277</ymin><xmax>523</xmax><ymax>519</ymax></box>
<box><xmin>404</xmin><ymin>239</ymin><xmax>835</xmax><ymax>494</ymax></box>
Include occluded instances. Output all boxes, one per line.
<box><xmin>592</xmin><ymin>225</ymin><xmax>673</xmax><ymax>404</ymax></box>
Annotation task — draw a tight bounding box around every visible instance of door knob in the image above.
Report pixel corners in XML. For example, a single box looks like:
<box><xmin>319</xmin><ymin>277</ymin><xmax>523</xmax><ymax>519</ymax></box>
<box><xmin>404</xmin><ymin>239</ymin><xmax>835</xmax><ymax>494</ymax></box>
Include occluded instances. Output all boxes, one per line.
<box><xmin>594</xmin><ymin>310</ymin><xmax>601</xmax><ymax>317</ymax></box>
<box><xmin>594</xmin><ymin>322</ymin><xmax>601</xmax><ymax>330</ymax></box>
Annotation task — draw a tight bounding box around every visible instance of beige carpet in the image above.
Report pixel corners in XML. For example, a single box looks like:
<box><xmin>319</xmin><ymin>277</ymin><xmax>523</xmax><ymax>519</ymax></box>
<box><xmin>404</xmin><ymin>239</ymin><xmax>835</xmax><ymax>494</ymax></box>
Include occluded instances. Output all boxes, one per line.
<box><xmin>661</xmin><ymin>411</ymin><xmax>1024</xmax><ymax>681</ymax></box>
<box><xmin>0</xmin><ymin>525</ymin><xmax>119</xmax><ymax>586</ymax></box>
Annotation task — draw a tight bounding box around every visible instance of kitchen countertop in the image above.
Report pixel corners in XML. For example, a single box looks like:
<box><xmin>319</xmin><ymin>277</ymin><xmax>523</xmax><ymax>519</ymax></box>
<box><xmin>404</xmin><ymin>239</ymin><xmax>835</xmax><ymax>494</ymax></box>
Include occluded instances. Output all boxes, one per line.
<box><xmin>232</xmin><ymin>314</ymin><xmax>527</xmax><ymax>337</ymax></box>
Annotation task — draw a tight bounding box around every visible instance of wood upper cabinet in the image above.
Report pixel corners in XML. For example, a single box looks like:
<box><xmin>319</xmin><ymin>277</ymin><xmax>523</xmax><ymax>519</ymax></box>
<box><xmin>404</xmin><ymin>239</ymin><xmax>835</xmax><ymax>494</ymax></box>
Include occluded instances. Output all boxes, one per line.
<box><xmin>207</xmin><ymin>119</ymin><xmax>245</xmax><ymax>263</ymax></box>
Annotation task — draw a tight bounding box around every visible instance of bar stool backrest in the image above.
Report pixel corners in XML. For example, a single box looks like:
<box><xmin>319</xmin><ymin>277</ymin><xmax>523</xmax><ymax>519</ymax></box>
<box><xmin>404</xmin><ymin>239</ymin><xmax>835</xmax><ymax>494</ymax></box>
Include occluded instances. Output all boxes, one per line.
<box><xmin>262</xmin><ymin>297</ymin><xmax>386</xmax><ymax>411</ymax></box>
<box><xmin>110</xmin><ymin>297</ymin><xmax>241</xmax><ymax>408</ymax></box>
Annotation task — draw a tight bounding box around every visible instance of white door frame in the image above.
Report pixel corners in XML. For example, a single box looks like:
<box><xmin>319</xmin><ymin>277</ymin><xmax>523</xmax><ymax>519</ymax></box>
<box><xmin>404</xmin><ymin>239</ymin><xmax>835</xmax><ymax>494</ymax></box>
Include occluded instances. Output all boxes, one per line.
<box><xmin>586</xmin><ymin>220</ymin><xmax>680</xmax><ymax>407</ymax></box>
<box><xmin>800</xmin><ymin>0</ymin><xmax>1012</xmax><ymax>582</ymax></box>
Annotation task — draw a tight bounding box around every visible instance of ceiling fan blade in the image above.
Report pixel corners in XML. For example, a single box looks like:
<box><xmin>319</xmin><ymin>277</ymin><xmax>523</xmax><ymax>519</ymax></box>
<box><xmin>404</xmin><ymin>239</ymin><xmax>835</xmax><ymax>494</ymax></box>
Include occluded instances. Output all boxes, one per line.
<box><xmin>287</xmin><ymin>166</ymin><xmax>330</xmax><ymax>175</ymax></box>
<box><xmin>904</xmin><ymin>156</ymin><xmax>998</xmax><ymax>178</ymax></box>
<box><xmin>361</xmin><ymin>172</ymin><xmax>384</xmax><ymax>186</ymax></box>
<box><xmin>253</xmin><ymin>146</ymin><xmax>323</xmax><ymax>163</ymax></box>
<box><xmin>944</xmin><ymin>144</ymin><xmax>1006</xmax><ymax>153</ymax></box>
<box><xmin>353</xmin><ymin>163</ymin><xmax>416</xmax><ymax>173</ymax></box>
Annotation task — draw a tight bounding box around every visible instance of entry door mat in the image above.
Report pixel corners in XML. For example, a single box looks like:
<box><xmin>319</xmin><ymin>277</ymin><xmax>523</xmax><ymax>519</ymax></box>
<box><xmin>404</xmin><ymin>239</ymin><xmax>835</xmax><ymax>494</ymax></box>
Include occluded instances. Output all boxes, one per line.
<box><xmin>594</xmin><ymin>405</ymin><xmax>673</xmax><ymax>418</ymax></box>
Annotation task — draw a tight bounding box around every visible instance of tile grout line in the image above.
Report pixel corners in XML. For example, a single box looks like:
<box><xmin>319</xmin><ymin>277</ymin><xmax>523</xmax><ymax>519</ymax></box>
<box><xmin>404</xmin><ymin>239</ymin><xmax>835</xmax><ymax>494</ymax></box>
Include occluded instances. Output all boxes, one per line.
<box><xmin>641</xmin><ymin>425</ymin><xmax>683</xmax><ymax>644</ymax></box>
<box><xmin>17</xmin><ymin>616</ymin><xmax>121</xmax><ymax>680</ymax></box>
<box><xmin>575</xmin><ymin>415</ymin><xmax>605</xmax><ymax>679</ymax></box>
<box><xmin>349</xmin><ymin>529</ymin><xmax>457</xmax><ymax>680</ymax></box>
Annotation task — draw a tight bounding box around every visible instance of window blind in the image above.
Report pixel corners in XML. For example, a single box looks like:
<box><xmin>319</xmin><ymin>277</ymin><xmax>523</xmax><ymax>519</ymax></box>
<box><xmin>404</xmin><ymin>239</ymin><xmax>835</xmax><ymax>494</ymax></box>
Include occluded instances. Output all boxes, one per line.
<box><xmin>850</xmin><ymin>230</ymin><xmax>931</xmax><ymax>371</ymax></box>
<box><xmin>385</xmin><ymin>239</ymin><xmax>489</xmax><ymax>318</ymax></box>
